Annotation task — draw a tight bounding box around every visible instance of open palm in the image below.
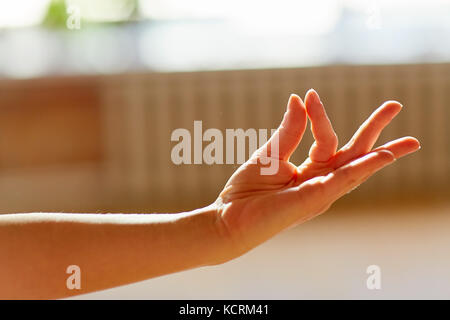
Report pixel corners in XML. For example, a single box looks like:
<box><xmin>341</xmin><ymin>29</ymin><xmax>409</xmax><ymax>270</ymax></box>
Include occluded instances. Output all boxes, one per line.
<box><xmin>215</xmin><ymin>89</ymin><xmax>420</xmax><ymax>258</ymax></box>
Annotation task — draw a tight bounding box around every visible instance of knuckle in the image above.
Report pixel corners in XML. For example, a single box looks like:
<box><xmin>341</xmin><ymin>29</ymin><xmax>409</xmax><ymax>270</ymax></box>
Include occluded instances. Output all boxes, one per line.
<box><xmin>340</xmin><ymin>167</ymin><xmax>357</xmax><ymax>184</ymax></box>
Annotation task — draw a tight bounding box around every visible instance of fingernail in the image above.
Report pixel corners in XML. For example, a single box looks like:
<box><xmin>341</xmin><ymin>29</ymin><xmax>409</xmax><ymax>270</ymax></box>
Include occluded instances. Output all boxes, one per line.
<box><xmin>287</xmin><ymin>94</ymin><xmax>299</xmax><ymax>111</ymax></box>
<box><xmin>288</xmin><ymin>93</ymin><xmax>297</xmax><ymax>103</ymax></box>
<box><xmin>311</xmin><ymin>89</ymin><xmax>321</xmax><ymax>104</ymax></box>
<box><xmin>307</xmin><ymin>88</ymin><xmax>316</xmax><ymax>95</ymax></box>
<box><xmin>394</xmin><ymin>101</ymin><xmax>403</xmax><ymax>108</ymax></box>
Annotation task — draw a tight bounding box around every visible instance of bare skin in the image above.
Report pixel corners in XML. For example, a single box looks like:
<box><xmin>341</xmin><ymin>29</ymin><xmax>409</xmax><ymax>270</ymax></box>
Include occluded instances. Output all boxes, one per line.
<box><xmin>0</xmin><ymin>89</ymin><xmax>420</xmax><ymax>299</ymax></box>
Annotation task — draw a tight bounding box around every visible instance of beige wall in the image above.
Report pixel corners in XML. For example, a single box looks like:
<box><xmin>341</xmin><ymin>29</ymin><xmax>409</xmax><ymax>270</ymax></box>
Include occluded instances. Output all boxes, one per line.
<box><xmin>0</xmin><ymin>63</ymin><xmax>448</xmax><ymax>213</ymax></box>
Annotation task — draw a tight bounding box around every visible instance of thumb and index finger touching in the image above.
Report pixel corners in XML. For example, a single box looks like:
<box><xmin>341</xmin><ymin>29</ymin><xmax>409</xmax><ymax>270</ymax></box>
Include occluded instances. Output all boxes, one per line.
<box><xmin>258</xmin><ymin>88</ymin><xmax>340</xmax><ymax>163</ymax></box>
<box><xmin>259</xmin><ymin>88</ymin><xmax>420</xmax><ymax>207</ymax></box>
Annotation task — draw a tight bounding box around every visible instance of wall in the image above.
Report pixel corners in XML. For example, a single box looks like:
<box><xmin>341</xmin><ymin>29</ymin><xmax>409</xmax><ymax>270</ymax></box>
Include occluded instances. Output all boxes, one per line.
<box><xmin>0</xmin><ymin>63</ymin><xmax>448</xmax><ymax>213</ymax></box>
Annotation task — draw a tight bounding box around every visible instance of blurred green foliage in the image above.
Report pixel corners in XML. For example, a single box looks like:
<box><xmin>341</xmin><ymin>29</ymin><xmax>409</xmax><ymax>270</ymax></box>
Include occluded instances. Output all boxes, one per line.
<box><xmin>42</xmin><ymin>0</ymin><xmax>67</xmax><ymax>29</ymax></box>
<box><xmin>41</xmin><ymin>0</ymin><xmax>139</xmax><ymax>29</ymax></box>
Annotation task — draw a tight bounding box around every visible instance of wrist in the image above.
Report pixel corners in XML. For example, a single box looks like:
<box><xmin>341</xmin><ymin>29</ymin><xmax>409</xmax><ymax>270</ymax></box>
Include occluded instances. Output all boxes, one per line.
<box><xmin>181</xmin><ymin>203</ymin><xmax>235</xmax><ymax>267</ymax></box>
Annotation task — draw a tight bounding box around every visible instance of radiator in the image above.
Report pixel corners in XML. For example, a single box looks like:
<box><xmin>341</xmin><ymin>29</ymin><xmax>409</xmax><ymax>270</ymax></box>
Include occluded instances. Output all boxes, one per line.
<box><xmin>100</xmin><ymin>63</ymin><xmax>450</xmax><ymax>210</ymax></box>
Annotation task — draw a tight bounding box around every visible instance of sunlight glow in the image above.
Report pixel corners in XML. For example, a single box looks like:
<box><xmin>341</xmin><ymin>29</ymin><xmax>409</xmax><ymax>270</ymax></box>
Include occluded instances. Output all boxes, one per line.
<box><xmin>0</xmin><ymin>0</ymin><xmax>49</xmax><ymax>28</ymax></box>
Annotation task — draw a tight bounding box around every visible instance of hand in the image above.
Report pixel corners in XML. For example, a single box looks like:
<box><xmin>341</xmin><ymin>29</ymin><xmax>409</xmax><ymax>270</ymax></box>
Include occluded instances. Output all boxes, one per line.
<box><xmin>215</xmin><ymin>89</ymin><xmax>420</xmax><ymax>258</ymax></box>
<box><xmin>0</xmin><ymin>89</ymin><xmax>420</xmax><ymax>298</ymax></box>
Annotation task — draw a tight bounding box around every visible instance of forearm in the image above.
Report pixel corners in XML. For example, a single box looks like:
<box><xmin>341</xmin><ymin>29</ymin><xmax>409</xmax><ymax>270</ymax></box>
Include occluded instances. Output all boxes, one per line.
<box><xmin>0</xmin><ymin>205</ymin><xmax>229</xmax><ymax>299</ymax></box>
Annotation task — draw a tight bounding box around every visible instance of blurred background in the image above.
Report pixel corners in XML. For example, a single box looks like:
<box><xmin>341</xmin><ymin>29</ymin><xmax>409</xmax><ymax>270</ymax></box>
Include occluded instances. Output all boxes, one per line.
<box><xmin>0</xmin><ymin>0</ymin><xmax>449</xmax><ymax>299</ymax></box>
